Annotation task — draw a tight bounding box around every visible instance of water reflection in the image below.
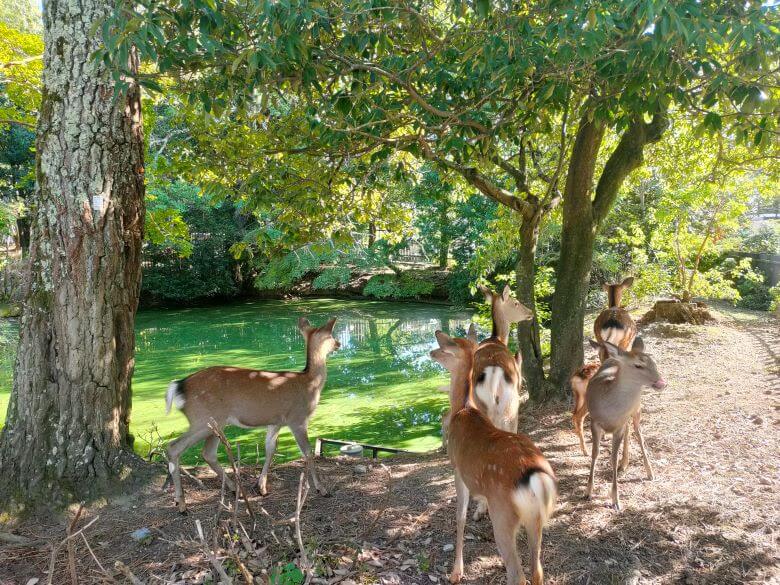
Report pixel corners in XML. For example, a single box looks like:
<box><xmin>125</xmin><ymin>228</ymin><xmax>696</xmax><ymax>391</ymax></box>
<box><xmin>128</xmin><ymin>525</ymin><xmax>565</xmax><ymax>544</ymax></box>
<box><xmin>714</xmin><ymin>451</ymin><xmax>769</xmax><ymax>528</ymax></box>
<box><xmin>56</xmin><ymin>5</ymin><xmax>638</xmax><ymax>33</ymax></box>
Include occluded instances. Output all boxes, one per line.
<box><xmin>1</xmin><ymin>299</ymin><xmax>475</xmax><ymax>459</ymax></box>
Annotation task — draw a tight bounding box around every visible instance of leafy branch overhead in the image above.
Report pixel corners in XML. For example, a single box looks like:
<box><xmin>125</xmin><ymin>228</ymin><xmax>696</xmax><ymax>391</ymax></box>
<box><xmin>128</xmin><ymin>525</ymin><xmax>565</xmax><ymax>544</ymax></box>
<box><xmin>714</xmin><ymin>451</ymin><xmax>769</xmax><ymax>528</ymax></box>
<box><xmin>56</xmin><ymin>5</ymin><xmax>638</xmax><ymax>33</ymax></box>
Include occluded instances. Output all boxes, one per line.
<box><xmin>102</xmin><ymin>0</ymin><xmax>777</xmax><ymax>204</ymax></box>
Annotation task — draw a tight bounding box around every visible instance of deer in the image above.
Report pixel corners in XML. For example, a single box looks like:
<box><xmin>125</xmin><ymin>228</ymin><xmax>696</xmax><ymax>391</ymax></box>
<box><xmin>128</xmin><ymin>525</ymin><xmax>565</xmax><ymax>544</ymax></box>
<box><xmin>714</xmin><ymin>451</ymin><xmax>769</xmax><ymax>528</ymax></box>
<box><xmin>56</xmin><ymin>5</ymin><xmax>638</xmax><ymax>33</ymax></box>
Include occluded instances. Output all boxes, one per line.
<box><xmin>593</xmin><ymin>277</ymin><xmax>637</xmax><ymax>361</ymax></box>
<box><xmin>164</xmin><ymin>317</ymin><xmax>340</xmax><ymax>513</ymax></box>
<box><xmin>571</xmin><ymin>277</ymin><xmax>638</xmax><ymax>457</ymax></box>
<box><xmin>585</xmin><ymin>337</ymin><xmax>666</xmax><ymax>511</ymax></box>
<box><xmin>570</xmin><ymin>360</ymin><xmax>601</xmax><ymax>456</ymax></box>
<box><xmin>468</xmin><ymin>285</ymin><xmax>532</xmax><ymax>519</ymax></box>
<box><xmin>432</xmin><ymin>331</ymin><xmax>556</xmax><ymax>585</ymax></box>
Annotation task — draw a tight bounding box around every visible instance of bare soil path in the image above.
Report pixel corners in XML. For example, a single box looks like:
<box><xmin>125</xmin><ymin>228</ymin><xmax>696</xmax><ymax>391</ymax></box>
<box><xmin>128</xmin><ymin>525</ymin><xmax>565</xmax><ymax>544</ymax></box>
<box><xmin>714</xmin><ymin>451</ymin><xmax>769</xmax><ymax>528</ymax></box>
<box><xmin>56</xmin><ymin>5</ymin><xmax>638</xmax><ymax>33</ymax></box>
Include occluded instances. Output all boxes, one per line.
<box><xmin>1</xmin><ymin>306</ymin><xmax>778</xmax><ymax>584</ymax></box>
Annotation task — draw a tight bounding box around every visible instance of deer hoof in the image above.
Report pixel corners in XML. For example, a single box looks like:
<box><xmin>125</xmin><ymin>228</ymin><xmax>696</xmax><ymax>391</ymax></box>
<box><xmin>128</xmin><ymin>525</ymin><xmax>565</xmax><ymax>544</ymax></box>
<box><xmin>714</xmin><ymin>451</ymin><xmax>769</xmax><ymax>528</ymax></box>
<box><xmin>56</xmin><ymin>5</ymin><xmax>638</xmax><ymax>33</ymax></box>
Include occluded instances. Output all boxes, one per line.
<box><xmin>448</xmin><ymin>571</ymin><xmax>463</xmax><ymax>584</ymax></box>
<box><xmin>316</xmin><ymin>486</ymin><xmax>329</xmax><ymax>497</ymax></box>
<box><xmin>176</xmin><ymin>501</ymin><xmax>188</xmax><ymax>515</ymax></box>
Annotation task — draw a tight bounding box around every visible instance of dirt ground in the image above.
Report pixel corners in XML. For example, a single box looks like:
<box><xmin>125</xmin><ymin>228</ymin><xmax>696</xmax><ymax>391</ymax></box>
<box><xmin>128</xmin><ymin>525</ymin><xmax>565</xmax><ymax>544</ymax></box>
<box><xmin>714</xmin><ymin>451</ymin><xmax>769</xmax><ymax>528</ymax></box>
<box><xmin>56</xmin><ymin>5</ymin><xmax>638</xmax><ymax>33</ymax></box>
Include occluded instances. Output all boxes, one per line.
<box><xmin>1</xmin><ymin>305</ymin><xmax>778</xmax><ymax>584</ymax></box>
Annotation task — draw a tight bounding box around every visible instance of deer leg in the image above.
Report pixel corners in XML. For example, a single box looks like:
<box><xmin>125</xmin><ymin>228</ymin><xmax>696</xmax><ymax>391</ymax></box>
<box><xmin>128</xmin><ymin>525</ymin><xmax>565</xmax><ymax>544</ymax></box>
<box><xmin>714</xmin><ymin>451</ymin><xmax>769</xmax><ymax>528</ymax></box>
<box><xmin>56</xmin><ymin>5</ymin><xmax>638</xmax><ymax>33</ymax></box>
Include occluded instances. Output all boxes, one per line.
<box><xmin>449</xmin><ymin>472</ymin><xmax>470</xmax><ymax>584</ymax></box>
<box><xmin>633</xmin><ymin>411</ymin><xmax>655</xmax><ymax>480</ymax></box>
<box><xmin>618</xmin><ymin>421</ymin><xmax>631</xmax><ymax>473</ymax></box>
<box><xmin>610</xmin><ymin>426</ymin><xmax>626</xmax><ymax>511</ymax></box>
<box><xmin>290</xmin><ymin>423</ymin><xmax>326</xmax><ymax>495</ymax></box>
<box><xmin>524</xmin><ymin>512</ymin><xmax>545</xmax><ymax>585</ymax></box>
<box><xmin>257</xmin><ymin>425</ymin><xmax>281</xmax><ymax>496</ymax></box>
<box><xmin>488</xmin><ymin>500</ymin><xmax>525</xmax><ymax>585</ymax></box>
<box><xmin>202</xmin><ymin>435</ymin><xmax>235</xmax><ymax>492</ymax></box>
<box><xmin>573</xmin><ymin>406</ymin><xmax>588</xmax><ymax>457</ymax></box>
<box><xmin>167</xmin><ymin>427</ymin><xmax>211</xmax><ymax>513</ymax></box>
<box><xmin>586</xmin><ymin>423</ymin><xmax>603</xmax><ymax>500</ymax></box>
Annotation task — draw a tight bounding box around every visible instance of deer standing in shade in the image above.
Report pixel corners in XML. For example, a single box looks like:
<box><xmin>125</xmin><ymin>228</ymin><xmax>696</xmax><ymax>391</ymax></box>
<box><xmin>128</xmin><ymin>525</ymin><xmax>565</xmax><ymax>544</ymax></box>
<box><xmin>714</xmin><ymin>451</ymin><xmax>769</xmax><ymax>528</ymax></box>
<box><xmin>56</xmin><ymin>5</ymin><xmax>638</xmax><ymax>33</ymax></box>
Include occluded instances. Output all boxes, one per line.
<box><xmin>585</xmin><ymin>337</ymin><xmax>666</xmax><ymax>510</ymax></box>
<box><xmin>432</xmin><ymin>331</ymin><xmax>556</xmax><ymax>585</ymax></box>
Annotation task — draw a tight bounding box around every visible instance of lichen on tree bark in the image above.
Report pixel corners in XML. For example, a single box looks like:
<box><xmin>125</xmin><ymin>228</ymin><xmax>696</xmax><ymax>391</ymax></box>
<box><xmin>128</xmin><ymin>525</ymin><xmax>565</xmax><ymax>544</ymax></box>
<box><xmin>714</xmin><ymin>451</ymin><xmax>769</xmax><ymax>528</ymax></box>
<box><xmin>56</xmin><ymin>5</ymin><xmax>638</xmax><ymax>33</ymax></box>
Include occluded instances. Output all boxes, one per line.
<box><xmin>0</xmin><ymin>0</ymin><xmax>145</xmax><ymax>504</ymax></box>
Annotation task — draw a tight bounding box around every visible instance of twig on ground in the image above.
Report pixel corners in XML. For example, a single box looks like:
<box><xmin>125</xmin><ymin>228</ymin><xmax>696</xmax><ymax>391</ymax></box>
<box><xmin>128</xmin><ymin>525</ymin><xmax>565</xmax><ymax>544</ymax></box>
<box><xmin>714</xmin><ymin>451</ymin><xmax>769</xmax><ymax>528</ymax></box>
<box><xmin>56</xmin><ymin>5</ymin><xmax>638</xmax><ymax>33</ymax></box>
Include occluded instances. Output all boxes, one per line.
<box><xmin>66</xmin><ymin>504</ymin><xmax>84</xmax><ymax>585</ymax></box>
<box><xmin>294</xmin><ymin>471</ymin><xmax>313</xmax><ymax>583</ymax></box>
<box><xmin>208</xmin><ymin>420</ymin><xmax>257</xmax><ymax>524</ymax></box>
<box><xmin>47</xmin><ymin>514</ymin><xmax>99</xmax><ymax>585</ymax></box>
<box><xmin>114</xmin><ymin>560</ymin><xmax>143</xmax><ymax>585</ymax></box>
<box><xmin>79</xmin><ymin>532</ymin><xmax>108</xmax><ymax>576</ymax></box>
<box><xmin>195</xmin><ymin>518</ymin><xmax>233</xmax><ymax>584</ymax></box>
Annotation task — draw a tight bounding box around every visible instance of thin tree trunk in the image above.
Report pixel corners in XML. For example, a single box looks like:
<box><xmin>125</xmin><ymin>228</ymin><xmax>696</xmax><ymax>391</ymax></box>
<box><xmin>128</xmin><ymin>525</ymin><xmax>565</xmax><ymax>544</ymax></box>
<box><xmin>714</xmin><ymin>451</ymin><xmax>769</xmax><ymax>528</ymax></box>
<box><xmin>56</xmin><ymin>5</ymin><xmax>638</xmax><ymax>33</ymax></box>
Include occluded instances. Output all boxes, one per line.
<box><xmin>0</xmin><ymin>0</ymin><xmax>145</xmax><ymax>503</ymax></box>
<box><xmin>515</xmin><ymin>212</ymin><xmax>546</xmax><ymax>401</ymax></box>
<box><xmin>438</xmin><ymin>203</ymin><xmax>450</xmax><ymax>268</ymax></box>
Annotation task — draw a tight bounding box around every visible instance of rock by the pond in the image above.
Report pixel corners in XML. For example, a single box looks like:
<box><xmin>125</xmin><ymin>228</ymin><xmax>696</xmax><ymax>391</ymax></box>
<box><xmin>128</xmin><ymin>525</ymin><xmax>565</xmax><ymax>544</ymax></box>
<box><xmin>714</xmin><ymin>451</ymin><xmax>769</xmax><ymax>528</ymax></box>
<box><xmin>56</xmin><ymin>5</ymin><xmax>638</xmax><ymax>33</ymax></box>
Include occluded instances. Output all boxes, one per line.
<box><xmin>130</xmin><ymin>527</ymin><xmax>153</xmax><ymax>544</ymax></box>
<box><xmin>354</xmin><ymin>464</ymin><xmax>368</xmax><ymax>474</ymax></box>
<box><xmin>442</xmin><ymin>543</ymin><xmax>454</xmax><ymax>552</ymax></box>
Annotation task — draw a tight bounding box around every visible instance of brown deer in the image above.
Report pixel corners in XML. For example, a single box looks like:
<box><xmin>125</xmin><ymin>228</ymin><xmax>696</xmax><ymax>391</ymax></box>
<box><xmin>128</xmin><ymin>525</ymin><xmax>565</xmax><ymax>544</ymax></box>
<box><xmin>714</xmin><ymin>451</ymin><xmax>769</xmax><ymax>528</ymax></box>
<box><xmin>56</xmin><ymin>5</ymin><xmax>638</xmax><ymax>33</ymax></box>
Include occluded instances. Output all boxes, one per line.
<box><xmin>470</xmin><ymin>286</ymin><xmax>532</xmax><ymax>519</ymax></box>
<box><xmin>432</xmin><ymin>331</ymin><xmax>556</xmax><ymax>585</ymax></box>
<box><xmin>585</xmin><ymin>337</ymin><xmax>666</xmax><ymax>511</ymax></box>
<box><xmin>570</xmin><ymin>360</ymin><xmax>601</xmax><ymax>456</ymax></box>
<box><xmin>573</xmin><ymin>277</ymin><xmax>637</xmax><ymax>457</ymax></box>
<box><xmin>593</xmin><ymin>277</ymin><xmax>637</xmax><ymax>361</ymax></box>
<box><xmin>164</xmin><ymin>317</ymin><xmax>340</xmax><ymax>512</ymax></box>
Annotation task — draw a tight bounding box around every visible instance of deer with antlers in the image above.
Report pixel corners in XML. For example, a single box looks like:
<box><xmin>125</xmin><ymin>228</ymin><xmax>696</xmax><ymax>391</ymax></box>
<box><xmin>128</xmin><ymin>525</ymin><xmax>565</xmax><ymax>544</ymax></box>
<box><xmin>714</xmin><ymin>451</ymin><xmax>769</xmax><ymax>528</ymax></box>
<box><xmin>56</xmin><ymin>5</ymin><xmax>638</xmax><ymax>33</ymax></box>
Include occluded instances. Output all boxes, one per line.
<box><xmin>585</xmin><ymin>337</ymin><xmax>666</xmax><ymax>510</ymax></box>
<box><xmin>432</xmin><ymin>331</ymin><xmax>556</xmax><ymax>585</ymax></box>
<box><xmin>164</xmin><ymin>317</ymin><xmax>339</xmax><ymax>512</ymax></box>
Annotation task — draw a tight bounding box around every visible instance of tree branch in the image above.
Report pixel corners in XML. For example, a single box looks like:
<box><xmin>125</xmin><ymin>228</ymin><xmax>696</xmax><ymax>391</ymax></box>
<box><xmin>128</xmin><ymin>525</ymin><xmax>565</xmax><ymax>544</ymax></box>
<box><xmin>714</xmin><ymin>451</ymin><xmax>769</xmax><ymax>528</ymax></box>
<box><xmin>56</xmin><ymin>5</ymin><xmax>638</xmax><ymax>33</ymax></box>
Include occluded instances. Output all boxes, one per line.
<box><xmin>418</xmin><ymin>138</ymin><xmax>533</xmax><ymax>216</ymax></box>
<box><xmin>592</xmin><ymin>111</ymin><xmax>668</xmax><ymax>225</ymax></box>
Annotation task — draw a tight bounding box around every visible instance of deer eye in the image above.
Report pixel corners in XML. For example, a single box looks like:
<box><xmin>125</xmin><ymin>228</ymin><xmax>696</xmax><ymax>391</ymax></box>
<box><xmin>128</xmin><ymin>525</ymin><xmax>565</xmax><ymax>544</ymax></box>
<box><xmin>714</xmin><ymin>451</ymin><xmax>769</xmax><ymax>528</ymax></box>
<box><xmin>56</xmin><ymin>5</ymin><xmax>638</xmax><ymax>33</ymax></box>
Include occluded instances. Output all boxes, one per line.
<box><xmin>635</xmin><ymin>364</ymin><xmax>643</xmax><ymax>369</ymax></box>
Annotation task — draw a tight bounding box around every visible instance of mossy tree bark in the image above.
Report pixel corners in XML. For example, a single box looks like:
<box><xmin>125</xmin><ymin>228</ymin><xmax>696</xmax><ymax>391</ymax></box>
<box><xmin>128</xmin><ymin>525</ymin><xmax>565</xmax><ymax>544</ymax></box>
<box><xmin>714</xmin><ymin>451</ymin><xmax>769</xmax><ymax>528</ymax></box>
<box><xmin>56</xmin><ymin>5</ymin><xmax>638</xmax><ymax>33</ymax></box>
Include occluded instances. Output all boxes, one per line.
<box><xmin>548</xmin><ymin>112</ymin><xmax>667</xmax><ymax>397</ymax></box>
<box><xmin>0</xmin><ymin>0</ymin><xmax>145</xmax><ymax>503</ymax></box>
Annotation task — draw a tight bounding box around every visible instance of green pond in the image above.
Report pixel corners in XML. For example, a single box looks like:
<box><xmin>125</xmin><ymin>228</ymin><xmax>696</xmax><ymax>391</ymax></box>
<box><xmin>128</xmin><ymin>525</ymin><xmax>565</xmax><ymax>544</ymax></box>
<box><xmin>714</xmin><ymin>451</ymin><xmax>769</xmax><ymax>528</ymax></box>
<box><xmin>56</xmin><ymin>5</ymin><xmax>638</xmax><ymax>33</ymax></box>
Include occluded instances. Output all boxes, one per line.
<box><xmin>0</xmin><ymin>299</ymin><xmax>474</xmax><ymax>465</ymax></box>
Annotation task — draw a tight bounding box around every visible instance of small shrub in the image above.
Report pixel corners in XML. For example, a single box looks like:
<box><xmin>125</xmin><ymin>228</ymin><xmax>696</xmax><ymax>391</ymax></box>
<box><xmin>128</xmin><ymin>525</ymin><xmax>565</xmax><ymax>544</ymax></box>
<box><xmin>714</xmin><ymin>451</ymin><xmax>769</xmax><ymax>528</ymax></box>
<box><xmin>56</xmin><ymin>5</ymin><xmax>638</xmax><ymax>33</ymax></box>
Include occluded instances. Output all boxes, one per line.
<box><xmin>312</xmin><ymin>266</ymin><xmax>351</xmax><ymax>290</ymax></box>
<box><xmin>363</xmin><ymin>272</ymin><xmax>435</xmax><ymax>299</ymax></box>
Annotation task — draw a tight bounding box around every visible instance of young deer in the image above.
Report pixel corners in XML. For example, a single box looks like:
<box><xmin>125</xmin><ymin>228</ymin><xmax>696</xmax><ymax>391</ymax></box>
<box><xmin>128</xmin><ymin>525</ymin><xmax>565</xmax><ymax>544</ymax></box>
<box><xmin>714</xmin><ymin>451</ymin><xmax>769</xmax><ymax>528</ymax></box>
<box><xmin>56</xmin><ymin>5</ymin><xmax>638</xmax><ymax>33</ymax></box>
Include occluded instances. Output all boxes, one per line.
<box><xmin>432</xmin><ymin>331</ymin><xmax>556</xmax><ymax>585</ymax></box>
<box><xmin>570</xmin><ymin>360</ymin><xmax>601</xmax><ymax>456</ymax></box>
<box><xmin>593</xmin><ymin>277</ymin><xmax>637</xmax><ymax>361</ymax></box>
<box><xmin>165</xmin><ymin>317</ymin><xmax>340</xmax><ymax>512</ymax></box>
<box><xmin>585</xmin><ymin>337</ymin><xmax>666</xmax><ymax>511</ymax></box>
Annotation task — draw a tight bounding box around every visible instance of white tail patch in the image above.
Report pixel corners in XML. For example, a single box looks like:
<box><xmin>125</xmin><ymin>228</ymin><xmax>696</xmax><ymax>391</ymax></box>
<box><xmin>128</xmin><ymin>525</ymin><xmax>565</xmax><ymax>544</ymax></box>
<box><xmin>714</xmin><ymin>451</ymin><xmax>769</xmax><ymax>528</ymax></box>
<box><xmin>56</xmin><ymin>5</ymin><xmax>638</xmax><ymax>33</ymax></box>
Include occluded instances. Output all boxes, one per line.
<box><xmin>475</xmin><ymin>366</ymin><xmax>518</xmax><ymax>428</ymax></box>
<box><xmin>512</xmin><ymin>471</ymin><xmax>557</xmax><ymax>526</ymax></box>
<box><xmin>165</xmin><ymin>380</ymin><xmax>186</xmax><ymax>414</ymax></box>
<box><xmin>600</xmin><ymin>327</ymin><xmax>623</xmax><ymax>346</ymax></box>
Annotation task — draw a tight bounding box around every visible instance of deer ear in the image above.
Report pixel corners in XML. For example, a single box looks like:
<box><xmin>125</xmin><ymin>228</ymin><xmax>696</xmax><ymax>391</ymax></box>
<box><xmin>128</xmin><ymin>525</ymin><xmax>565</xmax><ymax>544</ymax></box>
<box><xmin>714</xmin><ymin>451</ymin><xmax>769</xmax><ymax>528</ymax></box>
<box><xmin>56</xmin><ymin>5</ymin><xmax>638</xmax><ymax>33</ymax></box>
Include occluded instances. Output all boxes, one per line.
<box><xmin>467</xmin><ymin>323</ymin><xmax>478</xmax><ymax>343</ymax></box>
<box><xmin>621</xmin><ymin>276</ymin><xmax>635</xmax><ymax>289</ymax></box>
<box><xmin>324</xmin><ymin>317</ymin><xmax>337</xmax><ymax>333</ymax></box>
<box><xmin>435</xmin><ymin>330</ymin><xmax>458</xmax><ymax>353</ymax></box>
<box><xmin>477</xmin><ymin>285</ymin><xmax>493</xmax><ymax>302</ymax></box>
<box><xmin>514</xmin><ymin>351</ymin><xmax>522</xmax><ymax>369</ymax></box>
<box><xmin>501</xmin><ymin>284</ymin><xmax>511</xmax><ymax>302</ymax></box>
<box><xmin>588</xmin><ymin>338</ymin><xmax>601</xmax><ymax>351</ymax></box>
<box><xmin>602</xmin><ymin>341</ymin><xmax>620</xmax><ymax>358</ymax></box>
<box><xmin>298</xmin><ymin>317</ymin><xmax>313</xmax><ymax>334</ymax></box>
<box><xmin>631</xmin><ymin>336</ymin><xmax>645</xmax><ymax>353</ymax></box>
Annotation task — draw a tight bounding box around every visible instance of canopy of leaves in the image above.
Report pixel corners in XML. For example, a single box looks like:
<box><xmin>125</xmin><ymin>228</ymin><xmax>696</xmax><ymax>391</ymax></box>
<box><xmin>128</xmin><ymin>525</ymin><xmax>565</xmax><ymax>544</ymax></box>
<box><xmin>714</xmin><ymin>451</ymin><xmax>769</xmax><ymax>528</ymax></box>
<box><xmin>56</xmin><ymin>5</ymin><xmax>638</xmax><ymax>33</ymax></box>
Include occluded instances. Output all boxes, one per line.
<box><xmin>0</xmin><ymin>20</ymin><xmax>42</xmax><ymax>128</ymax></box>
<box><xmin>103</xmin><ymin>0</ymin><xmax>778</xmax><ymax>223</ymax></box>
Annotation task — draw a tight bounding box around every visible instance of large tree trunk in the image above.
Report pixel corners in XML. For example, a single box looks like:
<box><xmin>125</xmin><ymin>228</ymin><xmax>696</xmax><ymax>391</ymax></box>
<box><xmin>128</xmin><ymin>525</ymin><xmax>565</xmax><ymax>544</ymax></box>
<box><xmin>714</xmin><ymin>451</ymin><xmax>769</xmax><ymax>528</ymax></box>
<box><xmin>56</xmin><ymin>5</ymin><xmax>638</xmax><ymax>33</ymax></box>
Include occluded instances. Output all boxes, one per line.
<box><xmin>0</xmin><ymin>0</ymin><xmax>145</xmax><ymax>503</ymax></box>
<box><xmin>515</xmin><ymin>211</ymin><xmax>546</xmax><ymax>401</ymax></box>
<box><xmin>548</xmin><ymin>113</ymin><xmax>667</xmax><ymax>397</ymax></box>
<box><xmin>548</xmin><ymin>118</ymin><xmax>604</xmax><ymax>398</ymax></box>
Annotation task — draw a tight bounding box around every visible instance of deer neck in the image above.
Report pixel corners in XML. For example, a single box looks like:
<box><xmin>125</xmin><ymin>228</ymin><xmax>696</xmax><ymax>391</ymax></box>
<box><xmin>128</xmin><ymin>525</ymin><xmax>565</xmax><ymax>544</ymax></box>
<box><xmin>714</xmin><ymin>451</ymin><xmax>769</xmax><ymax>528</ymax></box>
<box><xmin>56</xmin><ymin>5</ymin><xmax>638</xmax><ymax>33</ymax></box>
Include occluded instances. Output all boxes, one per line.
<box><xmin>450</xmin><ymin>360</ymin><xmax>476</xmax><ymax>413</ymax></box>
<box><xmin>303</xmin><ymin>346</ymin><xmax>328</xmax><ymax>387</ymax></box>
<box><xmin>490</xmin><ymin>305</ymin><xmax>510</xmax><ymax>345</ymax></box>
<box><xmin>608</xmin><ymin>285</ymin><xmax>623</xmax><ymax>308</ymax></box>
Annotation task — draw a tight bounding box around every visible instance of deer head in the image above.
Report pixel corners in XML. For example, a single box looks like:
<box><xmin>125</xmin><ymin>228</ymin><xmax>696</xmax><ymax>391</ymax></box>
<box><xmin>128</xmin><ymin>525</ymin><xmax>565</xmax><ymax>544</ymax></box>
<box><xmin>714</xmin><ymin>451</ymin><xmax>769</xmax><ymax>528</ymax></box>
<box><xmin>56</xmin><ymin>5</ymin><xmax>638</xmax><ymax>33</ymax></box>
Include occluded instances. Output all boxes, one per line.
<box><xmin>589</xmin><ymin>336</ymin><xmax>666</xmax><ymax>389</ymax></box>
